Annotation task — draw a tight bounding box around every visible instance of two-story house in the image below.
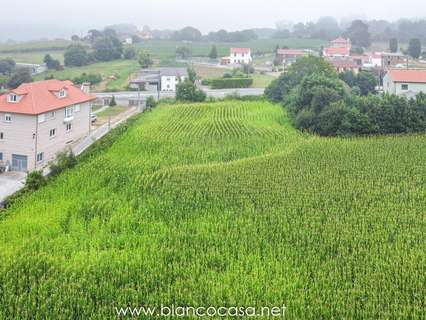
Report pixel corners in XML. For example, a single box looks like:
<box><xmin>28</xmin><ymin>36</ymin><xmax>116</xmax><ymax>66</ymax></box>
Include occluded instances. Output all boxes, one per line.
<box><xmin>221</xmin><ymin>48</ymin><xmax>252</xmax><ymax>65</ymax></box>
<box><xmin>0</xmin><ymin>80</ymin><xmax>96</xmax><ymax>172</ymax></box>
<box><xmin>129</xmin><ymin>68</ymin><xmax>188</xmax><ymax>92</ymax></box>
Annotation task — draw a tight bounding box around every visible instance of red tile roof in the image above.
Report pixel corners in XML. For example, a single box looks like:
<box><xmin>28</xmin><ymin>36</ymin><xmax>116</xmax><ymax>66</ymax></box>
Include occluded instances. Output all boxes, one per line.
<box><xmin>387</xmin><ymin>69</ymin><xmax>426</xmax><ymax>83</ymax></box>
<box><xmin>230</xmin><ymin>48</ymin><xmax>251</xmax><ymax>54</ymax></box>
<box><xmin>323</xmin><ymin>47</ymin><xmax>350</xmax><ymax>56</ymax></box>
<box><xmin>277</xmin><ymin>49</ymin><xmax>306</xmax><ymax>56</ymax></box>
<box><xmin>0</xmin><ymin>80</ymin><xmax>96</xmax><ymax>115</ymax></box>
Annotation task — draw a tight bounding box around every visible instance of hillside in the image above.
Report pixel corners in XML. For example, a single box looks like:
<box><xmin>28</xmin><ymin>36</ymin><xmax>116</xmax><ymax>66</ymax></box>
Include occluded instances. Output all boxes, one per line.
<box><xmin>0</xmin><ymin>101</ymin><xmax>425</xmax><ymax>319</ymax></box>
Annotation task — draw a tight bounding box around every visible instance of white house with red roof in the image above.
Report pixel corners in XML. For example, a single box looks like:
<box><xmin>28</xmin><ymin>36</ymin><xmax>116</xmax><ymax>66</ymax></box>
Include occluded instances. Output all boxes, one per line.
<box><xmin>383</xmin><ymin>69</ymin><xmax>426</xmax><ymax>98</ymax></box>
<box><xmin>221</xmin><ymin>48</ymin><xmax>252</xmax><ymax>65</ymax></box>
<box><xmin>0</xmin><ymin>80</ymin><xmax>96</xmax><ymax>172</ymax></box>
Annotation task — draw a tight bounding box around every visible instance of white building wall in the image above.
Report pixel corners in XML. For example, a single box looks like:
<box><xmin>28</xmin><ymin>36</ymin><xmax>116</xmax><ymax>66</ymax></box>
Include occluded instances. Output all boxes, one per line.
<box><xmin>383</xmin><ymin>75</ymin><xmax>426</xmax><ymax>96</ymax></box>
<box><xmin>0</xmin><ymin>102</ymin><xmax>91</xmax><ymax>171</ymax></box>
<box><xmin>0</xmin><ymin>113</ymin><xmax>36</xmax><ymax>170</ymax></box>
<box><xmin>230</xmin><ymin>52</ymin><xmax>252</xmax><ymax>64</ymax></box>
<box><xmin>161</xmin><ymin>76</ymin><xmax>186</xmax><ymax>92</ymax></box>
<box><xmin>35</xmin><ymin>102</ymin><xmax>91</xmax><ymax>169</ymax></box>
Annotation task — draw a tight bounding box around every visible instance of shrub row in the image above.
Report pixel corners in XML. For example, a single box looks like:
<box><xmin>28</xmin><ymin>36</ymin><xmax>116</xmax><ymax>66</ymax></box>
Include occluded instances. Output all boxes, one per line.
<box><xmin>209</xmin><ymin>78</ymin><xmax>253</xmax><ymax>89</ymax></box>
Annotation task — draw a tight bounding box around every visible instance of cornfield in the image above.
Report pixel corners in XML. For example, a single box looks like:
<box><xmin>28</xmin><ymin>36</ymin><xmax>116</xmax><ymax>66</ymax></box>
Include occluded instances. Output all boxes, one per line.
<box><xmin>0</xmin><ymin>101</ymin><xmax>425</xmax><ymax>319</ymax></box>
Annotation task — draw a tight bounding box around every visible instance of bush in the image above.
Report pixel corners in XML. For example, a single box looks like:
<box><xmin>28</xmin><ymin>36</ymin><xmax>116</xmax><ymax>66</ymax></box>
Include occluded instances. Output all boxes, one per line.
<box><xmin>73</xmin><ymin>73</ymin><xmax>102</xmax><ymax>85</ymax></box>
<box><xmin>176</xmin><ymin>80</ymin><xmax>206</xmax><ymax>102</ymax></box>
<box><xmin>25</xmin><ymin>171</ymin><xmax>47</xmax><ymax>191</ymax></box>
<box><xmin>49</xmin><ymin>150</ymin><xmax>77</xmax><ymax>177</ymax></box>
<box><xmin>64</xmin><ymin>44</ymin><xmax>89</xmax><ymax>67</ymax></box>
<box><xmin>210</xmin><ymin>78</ymin><xmax>253</xmax><ymax>89</ymax></box>
<box><xmin>123</xmin><ymin>47</ymin><xmax>136</xmax><ymax>60</ymax></box>
<box><xmin>146</xmin><ymin>96</ymin><xmax>157</xmax><ymax>109</ymax></box>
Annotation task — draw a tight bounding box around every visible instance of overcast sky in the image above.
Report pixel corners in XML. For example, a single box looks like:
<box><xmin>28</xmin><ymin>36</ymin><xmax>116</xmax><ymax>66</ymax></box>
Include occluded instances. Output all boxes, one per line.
<box><xmin>1</xmin><ymin>0</ymin><xmax>425</xmax><ymax>41</ymax></box>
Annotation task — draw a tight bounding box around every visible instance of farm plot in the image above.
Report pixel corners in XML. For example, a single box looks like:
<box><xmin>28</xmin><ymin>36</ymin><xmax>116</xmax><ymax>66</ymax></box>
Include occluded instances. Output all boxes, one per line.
<box><xmin>0</xmin><ymin>100</ymin><xmax>425</xmax><ymax>319</ymax></box>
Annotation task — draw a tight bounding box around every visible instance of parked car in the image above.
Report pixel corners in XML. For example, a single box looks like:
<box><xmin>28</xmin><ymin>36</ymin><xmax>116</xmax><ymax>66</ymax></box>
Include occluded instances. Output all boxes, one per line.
<box><xmin>91</xmin><ymin>114</ymin><xmax>97</xmax><ymax>123</ymax></box>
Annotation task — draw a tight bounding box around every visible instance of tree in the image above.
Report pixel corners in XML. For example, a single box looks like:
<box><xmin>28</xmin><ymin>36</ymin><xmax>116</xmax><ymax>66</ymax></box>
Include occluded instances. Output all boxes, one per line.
<box><xmin>71</xmin><ymin>35</ymin><xmax>80</xmax><ymax>41</ymax></box>
<box><xmin>265</xmin><ymin>56</ymin><xmax>336</xmax><ymax>102</ymax></box>
<box><xmin>356</xmin><ymin>71</ymin><xmax>377</xmax><ymax>96</ymax></box>
<box><xmin>187</xmin><ymin>67</ymin><xmax>197</xmax><ymax>83</ymax></box>
<box><xmin>123</xmin><ymin>47</ymin><xmax>136</xmax><ymax>59</ymax></box>
<box><xmin>344</xmin><ymin>20</ymin><xmax>371</xmax><ymax>48</ymax></box>
<box><xmin>209</xmin><ymin>45</ymin><xmax>218</xmax><ymax>59</ymax></box>
<box><xmin>172</xmin><ymin>27</ymin><xmax>203</xmax><ymax>42</ymax></box>
<box><xmin>7</xmin><ymin>68</ymin><xmax>33</xmax><ymax>89</ymax></box>
<box><xmin>176</xmin><ymin>46</ymin><xmax>192</xmax><ymax>59</ymax></box>
<box><xmin>43</xmin><ymin>54</ymin><xmax>62</xmax><ymax>70</ymax></box>
<box><xmin>138</xmin><ymin>51</ymin><xmax>153</xmax><ymax>69</ymax></box>
<box><xmin>64</xmin><ymin>45</ymin><xmax>89</xmax><ymax>67</ymax></box>
<box><xmin>176</xmin><ymin>80</ymin><xmax>206</xmax><ymax>102</ymax></box>
<box><xmin>0</xmin><ymin>58</ymin><xmax>16</xmax><ymax>75</ymax></box>
<box><xmin>389</xmin><ymin>38</ymin><xmax>398</xmax><ymax>53</ymax></box>
<box><xmin>93</xmin><ymin>36</ymin><xmax>123</xmax><ymax>61</ymax></box>
<box><xmin>408</xmin><ymin>38</ymin><xmax>422</xmax><ymax>59</ymax></box>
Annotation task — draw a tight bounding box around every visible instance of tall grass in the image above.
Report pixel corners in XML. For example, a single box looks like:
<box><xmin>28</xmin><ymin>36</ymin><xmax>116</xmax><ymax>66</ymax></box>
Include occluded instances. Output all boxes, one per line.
<box><xmin>0</xmin><ymin>101</ymin><xmax>425</xmax><ymax>319</ymax></box>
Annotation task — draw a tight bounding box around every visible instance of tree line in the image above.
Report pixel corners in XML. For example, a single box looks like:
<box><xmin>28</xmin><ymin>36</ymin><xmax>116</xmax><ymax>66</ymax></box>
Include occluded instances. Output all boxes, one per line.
<box><xmin>266</xmin><ymin>56</ymin><xmax>426</xmax><ymax>136</ymax></box>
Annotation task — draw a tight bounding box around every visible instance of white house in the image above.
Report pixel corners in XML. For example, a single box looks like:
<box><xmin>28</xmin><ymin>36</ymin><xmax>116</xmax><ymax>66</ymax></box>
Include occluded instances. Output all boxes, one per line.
<box><xmin>222</xmin><ymin>48</ymin><xmax>252</xmax><ymax>65</ymax></box>
<box><xmin>0</xmin><ymin>80</ymin><xmax>96</xmax><ymax>172</ymax></box>
<box><xmin>129</xmin><ymin>68</ymin><xmax>188</xmax><ymax>92</ymax></box>
<box><xmin>160</xmin><ymin>68</ymin><xmax>188</xmax><ymax>91</ymax></box>
<box><xmin>383</xmin><ymin>69</ymin><xmax>426</xmax><ymax>98</ymax></box>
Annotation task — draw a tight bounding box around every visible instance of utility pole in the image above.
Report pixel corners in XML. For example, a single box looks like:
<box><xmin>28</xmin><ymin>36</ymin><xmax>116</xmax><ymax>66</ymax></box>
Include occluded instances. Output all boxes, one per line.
<box><xmin>137</xmin><ymin>83</ymin><xmax>141</xmax><ymax>113</ymax></box>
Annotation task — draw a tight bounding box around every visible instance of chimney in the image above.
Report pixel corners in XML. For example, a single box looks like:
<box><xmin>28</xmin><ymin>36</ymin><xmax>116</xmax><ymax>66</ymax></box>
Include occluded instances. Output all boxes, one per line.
<box><xmin>81</xmin><ymin>82</ymin><xmax>91</xmax><ymax>94</ymax></box>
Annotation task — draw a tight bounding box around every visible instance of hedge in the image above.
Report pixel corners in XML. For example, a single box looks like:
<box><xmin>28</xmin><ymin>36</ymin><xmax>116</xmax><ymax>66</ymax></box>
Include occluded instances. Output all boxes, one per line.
<box><xmin>210</xmin><ymin>78</ymin><xmax>253</xmax><ymax>89</ymax></box>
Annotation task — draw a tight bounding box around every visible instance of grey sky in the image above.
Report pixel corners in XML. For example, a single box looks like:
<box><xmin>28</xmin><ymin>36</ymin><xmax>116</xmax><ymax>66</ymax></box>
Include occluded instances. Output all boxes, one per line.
<box><xmin>1</xmin><ymin>0</ymin><xmax>425</xmax><ymax>40</ymax></box>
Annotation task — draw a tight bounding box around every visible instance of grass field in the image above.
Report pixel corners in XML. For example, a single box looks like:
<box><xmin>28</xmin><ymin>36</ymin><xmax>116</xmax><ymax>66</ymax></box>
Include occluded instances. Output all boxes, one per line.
<box><xmin>0</xmin><ymin>40</ymin><xmax>86</xmax><ymax>64</ymax></box>
<box><xmin>137</xmin><ymin>38</ymin><xmax>326</xmax><ymax>59</ymax></box>
<box><xmin>0</xmin><ymin>51</ymin><xmax>64</xmax><ymax>64</ymax></box>
<box><xmin>34</xmin><ymin>59</ymin><xmax>140</xmax><ymax>91</ymax></box>
<box><xmin>0</xmin><ymin>40</ymin><xmax>76</xmax><ymax>53</ymax></box>
<box><xmin>0</xmin><ymin>100</ymin><xmax>425</xmax><ymax>319</ymax></box>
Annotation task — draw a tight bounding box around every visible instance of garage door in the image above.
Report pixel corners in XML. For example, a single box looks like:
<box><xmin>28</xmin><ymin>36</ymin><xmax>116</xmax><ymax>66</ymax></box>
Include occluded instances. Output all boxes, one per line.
<box><xmin>11</xmin><ymin>154</ymin><xmax>28</xmax><ymax>172</ymax></box>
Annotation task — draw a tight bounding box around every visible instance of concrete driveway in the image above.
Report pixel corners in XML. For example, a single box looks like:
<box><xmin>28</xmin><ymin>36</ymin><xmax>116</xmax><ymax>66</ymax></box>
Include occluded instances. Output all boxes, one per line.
<box><xmin>0</xmin><ymin>172</ymin><xmax>27</xmax><ymax>204</ymax></box>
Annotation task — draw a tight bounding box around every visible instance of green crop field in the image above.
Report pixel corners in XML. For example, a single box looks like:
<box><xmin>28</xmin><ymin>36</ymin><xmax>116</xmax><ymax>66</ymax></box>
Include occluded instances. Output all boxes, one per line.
<box><xmin>34</xmin><ymin>59</ymin><xmax>140</xmax><ymax>91</ymax></box>
<box><xmin>137</xmin><ymin>38</ymin><xmax>326</xmax><ymax>59</ymax></box>
<box><xmin>0</xmin><ymin>100</ymin><xmax>425</xmax><ymax>319</ymax></box>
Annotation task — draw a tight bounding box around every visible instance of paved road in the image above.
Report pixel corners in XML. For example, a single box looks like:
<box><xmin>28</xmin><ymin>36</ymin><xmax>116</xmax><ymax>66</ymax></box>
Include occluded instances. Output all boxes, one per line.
<box><xmin>95</xmin><ymin>88</ymin><xmax>265</xmax><ymax>101</ymax></box>
<box><xmin>0</xmin><ymin>172</ymin><xmax>26</xmax><ymax>204</ymax></box>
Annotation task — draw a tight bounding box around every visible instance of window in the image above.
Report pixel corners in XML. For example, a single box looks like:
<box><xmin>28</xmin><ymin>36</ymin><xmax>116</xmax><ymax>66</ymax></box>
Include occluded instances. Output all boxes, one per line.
<box><xmin>66</xmin><ymin>123</ymin><xmax>72</xmax><ymax>131</ymax></box>
<box><xmin>59</xmin><ymin>89</ymin><xmax>66</xmax><ymax>98</ymax></box>
<box><xmin>0</xmin><ymin>132</ymin><xmax>3</xmax><ymax>140</ymax></box>
<box><xmin>49</xmin><ymin>129</ymin><xmax>56</xmax><ymax>138</ymax></box>
<box><xmin>38</xmin><ymin>114</ymin><xmax>46</xmax><ymax>123</ymax></box>
<box><xmin>8</xmin><ymin>94</ymin><xmax>17</xmax><ymax>103</ymax></box>
<box><xmin>0</xmin><ymin>152</ymin><xmax>2</xmax><ymax>161</ymax></box>
<box><xmin>401</xmin><ymin>84</ymin><xmax>409</xmax><ymax>90</ymax></box>
<box><xmin>74</xmin><ymin>104</ymin><xmax>80</xmax><ymax>112</ymax></box>
<box><xmin>65</xmin><ymin>106</ymin><xmax>74</xmax><ymax>118</ymax></box>
<box><xmin>4</xmin><ymin>114</ymin><xmax>11</xmax><ymax>122</ymax></box>
<box><xmin>50</xmin><ymin>111</ymin><xmax>56</xmax><ymax>118</ymax></box>
<box><xmin>36</xmin><ymin>153</ymin><xmax>44</xmax><ymax>162</ymax></box>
